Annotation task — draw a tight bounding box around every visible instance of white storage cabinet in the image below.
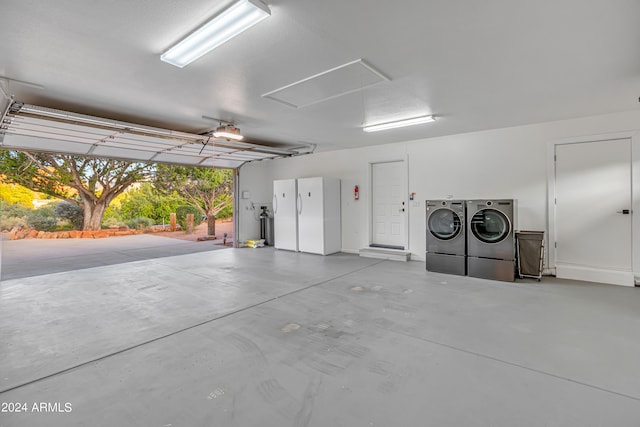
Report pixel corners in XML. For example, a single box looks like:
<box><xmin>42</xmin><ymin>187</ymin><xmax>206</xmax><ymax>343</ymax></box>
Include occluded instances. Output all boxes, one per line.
<box><xmin>273</xmin><ymin>178</ymin><xmax>298</xmax><ymax>251</ymax></box>
<box><xmin>273</xmin><ymin>177</ymin><xmax>341</xmax><ymax>255</ymax></box>
<box><xmin>297</xmin><ymin>177</ymin><xmax>341</xmax><ymax>255</ymax></box>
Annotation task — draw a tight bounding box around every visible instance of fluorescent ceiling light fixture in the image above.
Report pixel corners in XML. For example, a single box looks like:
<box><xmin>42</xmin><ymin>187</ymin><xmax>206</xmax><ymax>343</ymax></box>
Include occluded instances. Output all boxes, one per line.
<box><xmin>363</xmin><ymin>115</ymin><xmax>435</xmax><ymax>132</ymax></box>
<box><xmin>161</xmin><ymin>0</ymin><xmax>270</xmax><ymax>68</ymax></box>
<box><xmin>213</xmin><ymin>125</ymin><xmax>243</xmax><ymax>140</ymax></box>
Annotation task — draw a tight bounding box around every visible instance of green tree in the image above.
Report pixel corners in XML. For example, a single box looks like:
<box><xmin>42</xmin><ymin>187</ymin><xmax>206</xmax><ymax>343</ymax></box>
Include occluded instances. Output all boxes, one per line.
<box><xmin>154</xmin><ymin>165</ymin><xmax>233</xmax><ymax>237</ymax></box>
<box><xmin>0</xmin><ymin>151</ymin><xmax>153</xmax><ymax>230</ymax></box>
<box><xmin>118</xmin><ymin>183</ymin><xmax>186</xmax><ymax>224</ymax></box>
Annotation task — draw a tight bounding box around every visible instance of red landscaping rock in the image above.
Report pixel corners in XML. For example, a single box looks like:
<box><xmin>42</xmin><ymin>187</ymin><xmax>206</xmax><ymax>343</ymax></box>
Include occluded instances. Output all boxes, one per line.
<box><xmin>8</xmin><ymin>226</ymin><xmax>22</xmax><ymax>240</ymax></box>
<box><xmin>6</xmin><ymin>225</ymin><xmax>148</xmax><ymax>240</ymax></box>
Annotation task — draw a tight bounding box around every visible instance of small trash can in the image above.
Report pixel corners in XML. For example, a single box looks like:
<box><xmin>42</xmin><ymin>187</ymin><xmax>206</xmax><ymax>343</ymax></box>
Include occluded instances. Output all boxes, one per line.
<box><xmin>516</xmin><ymin>231</ymin><xmax>544</xmax><ymax>281</ymax></box>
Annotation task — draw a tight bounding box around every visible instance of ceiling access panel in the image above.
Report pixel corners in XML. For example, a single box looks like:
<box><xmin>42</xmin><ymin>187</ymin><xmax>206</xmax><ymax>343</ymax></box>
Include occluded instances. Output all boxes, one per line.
<box><xmin>262</xmin><ymin>59</ymin><xmax>390</xmax><ymax>108</ymax></box>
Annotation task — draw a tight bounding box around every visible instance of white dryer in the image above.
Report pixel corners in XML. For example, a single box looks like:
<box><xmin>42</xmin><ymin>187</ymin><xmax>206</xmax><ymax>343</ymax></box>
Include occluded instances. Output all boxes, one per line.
<box><xmin>426</xmin><ymin>200</ymin><xmax>466</xmax><ymax>275</ymax></box>
<box><xmin>466</xmin><ymin>199</ymin><xmax>517</xmax><ymax>281</ymax></box>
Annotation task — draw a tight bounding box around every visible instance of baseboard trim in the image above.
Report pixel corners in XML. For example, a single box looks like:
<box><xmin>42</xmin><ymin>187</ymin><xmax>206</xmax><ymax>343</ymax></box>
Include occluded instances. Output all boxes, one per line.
<box><xmin>556</xmin><ymin>263</ymin><xmax>634</xmax><ymax>287</ymax></box>
<box><xmin>341</xmin><ymin>249</ymin><xmax>359</xmax><ymax>255</ymax></box>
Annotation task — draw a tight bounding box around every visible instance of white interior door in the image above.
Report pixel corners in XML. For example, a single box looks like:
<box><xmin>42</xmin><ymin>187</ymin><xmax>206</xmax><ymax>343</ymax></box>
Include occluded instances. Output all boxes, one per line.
<box><xmin>555</xmin><ymin>138</ymin><xmax>633</xmax><ymax>286</ymax></box>
<box><xmin>298</xmin><ymin>177</ymin><xmax>324</xmax><ymax>254</ymax></box>
<box><xmin>371</xmin><ymin>161</ymin><xmax>405</xmax><ymax>249</ymax></box>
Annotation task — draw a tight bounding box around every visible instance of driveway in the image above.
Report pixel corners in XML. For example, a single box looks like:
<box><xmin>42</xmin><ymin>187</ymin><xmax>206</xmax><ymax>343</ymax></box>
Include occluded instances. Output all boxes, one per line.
<box><xmin>0</xmin><ymin>229</ymin><xmax>231</xmax><ymax>281</ymax></box>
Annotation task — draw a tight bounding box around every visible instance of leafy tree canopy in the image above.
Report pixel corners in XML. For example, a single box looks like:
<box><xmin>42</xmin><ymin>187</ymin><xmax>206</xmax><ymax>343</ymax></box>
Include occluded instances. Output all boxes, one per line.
<box><xmin>117</xmin><ymin>182</ymin><xmax>185</xmax><ymax>224</ymax></box>
<box><xmin>154</xmin><ymin>165</ymin><xmax>233</xmax><ymax>236</ymax></box>
<box><xmin>0</xmin><ymin>151</ymin><xmax>154</xmax><ymax>230</ymax></box>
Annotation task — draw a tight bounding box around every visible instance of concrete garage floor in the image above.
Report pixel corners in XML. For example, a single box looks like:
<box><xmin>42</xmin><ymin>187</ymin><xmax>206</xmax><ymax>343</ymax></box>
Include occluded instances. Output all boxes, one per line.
<box><xmin>1</xmin><ymin>246</ymin><xmax>640</xmax><ymax>426</ymax></box>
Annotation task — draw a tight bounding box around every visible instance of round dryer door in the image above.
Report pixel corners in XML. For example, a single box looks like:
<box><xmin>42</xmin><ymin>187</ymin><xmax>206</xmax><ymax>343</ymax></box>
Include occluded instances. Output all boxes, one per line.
<box><xmin>428</xmin><ymin>208</ymin><xmax>462</xmax><ymax>241</ymax></box>
<box><xmin>470</xmin><ymin>209</ymin><xmax>510</xmax><ymax>243</ymax></box>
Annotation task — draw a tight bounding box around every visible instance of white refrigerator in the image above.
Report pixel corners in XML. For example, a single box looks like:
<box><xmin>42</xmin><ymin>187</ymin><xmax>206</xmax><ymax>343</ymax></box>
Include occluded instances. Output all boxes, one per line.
<box><xmin>273</xmin><ymin>178</ymin><xmax>298</xmax><ymax>251</ymax></box>
<box><xmin>273</xmin><ymin>177</ymin><xmax>341</xmax><ymax>255</ymax></box>
<box><xmin>297</xmin><ymin>177</ymin><xmax>341</xmax><ymax>255</ymax></box>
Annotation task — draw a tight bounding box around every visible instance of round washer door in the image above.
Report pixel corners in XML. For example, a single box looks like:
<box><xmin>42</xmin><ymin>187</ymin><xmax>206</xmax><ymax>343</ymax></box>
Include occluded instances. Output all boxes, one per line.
<box><xmin>470</xmin><ymin>209</ymin><xmax>510</xmax><ymax>243</ymax></box>
<box><xmin>428</xmin><ymin>208</ymin><xmax>462</xmax><ymax>241</ymax></box>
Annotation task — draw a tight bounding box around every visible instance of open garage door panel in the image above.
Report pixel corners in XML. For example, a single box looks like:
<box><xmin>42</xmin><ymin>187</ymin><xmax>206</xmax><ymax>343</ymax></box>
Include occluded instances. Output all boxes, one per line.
<box><xmin>0</xmin><ymin>102</ymin><xmax>300</xmax><ymax>168</ymax></box>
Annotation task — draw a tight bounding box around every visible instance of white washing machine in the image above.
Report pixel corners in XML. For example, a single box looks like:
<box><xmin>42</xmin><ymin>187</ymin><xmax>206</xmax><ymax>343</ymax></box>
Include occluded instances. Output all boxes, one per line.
<box><xmin>426</xmin><ymin>200</ymin><xmax>466</xmax><ymax>275</ymax></box>
<box><xmin>466</xmin><ymin>199</ymin><xmax>517</xmax><ymax>281</ymax></box>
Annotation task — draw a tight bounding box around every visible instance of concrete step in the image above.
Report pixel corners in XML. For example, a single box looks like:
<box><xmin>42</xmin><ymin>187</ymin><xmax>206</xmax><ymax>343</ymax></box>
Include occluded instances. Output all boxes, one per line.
<box><xmin>359</xmin><ymin>247</ymin><xmax>411</xmax><ymax>262</ymax></box>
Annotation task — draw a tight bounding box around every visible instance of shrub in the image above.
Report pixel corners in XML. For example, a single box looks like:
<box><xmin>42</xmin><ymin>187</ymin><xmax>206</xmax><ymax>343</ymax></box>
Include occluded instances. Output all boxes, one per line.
<box><xmin>125</xmin><ymin>217</ymin><xmax>154</xmax><ymax>230</ymax></box>
<box><xmin>54</xmin><ymin>202</ymin><xmax>84</xmax><ymax>230</ymax></box>
<box><xmin>26</xmin><ymin>214</ymin><xmax>58</xmax><ymax>231</ymax></box>
<box><xmin>0</xmin><ymin>201</ymin><xmax>30</xmax><ymax>231</ymax></box>
<box><xmin>102</xmin><ymin>217</ymin><xmax>126</xmax><ymax>228</ymax></box>
<box><xmin>0</xmin><ymin>201</ymin><xmax>31</xmax><ymax>218</ymax></box>
<box><xmin>0</xmin><ymin>216</ymin><xmax>25</xmax><ymax>231</ymax></box>
<box><xmin>55</xmin><ymin>220</ymin><xmax>75</xmax><ymax>231</ymax></box>
<box><xmin>0</xmin><ymin>183</ymin><xmax>34</xmax><ymax>207</ymax></box>
<box><xmin>24</xmin><ymin>205</ymin><xmax>57</xmax><ymax>231</ymax></box>
<box><xmin>175</xmin><ymin>205</ymin><xmax>202</xmax><ymax>230</ymax></box>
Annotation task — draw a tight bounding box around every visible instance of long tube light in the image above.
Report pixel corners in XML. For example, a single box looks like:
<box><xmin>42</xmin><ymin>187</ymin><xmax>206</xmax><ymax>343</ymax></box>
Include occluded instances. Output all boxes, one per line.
<box><xmin>161</xmin><ymin>0</ymin><xmax>271</xmax><ymax>68</ymax></box>
<box><xmin>363</xmin><ymin>115</ymin><xmax>435</xmax><ymax>132</ymax></box>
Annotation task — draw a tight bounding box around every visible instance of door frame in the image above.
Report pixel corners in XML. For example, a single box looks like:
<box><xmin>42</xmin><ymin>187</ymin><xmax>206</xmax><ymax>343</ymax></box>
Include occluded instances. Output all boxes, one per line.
<box><xmin>368</xmin><ymin>158</ymin><xmax>409</xmax><ymax>250</ymax></box>
<box><xmin>547</xmin><ymin>131</ymin><xmax>638</xmax><ymax>285</ymax></box>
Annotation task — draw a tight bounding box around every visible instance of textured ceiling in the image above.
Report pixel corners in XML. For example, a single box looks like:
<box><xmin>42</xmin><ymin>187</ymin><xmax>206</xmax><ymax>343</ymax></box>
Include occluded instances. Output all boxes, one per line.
<box><xmin>1</xmin><ymin>0</ymin><xmax>639</xmax><ymax>156</ymax></box>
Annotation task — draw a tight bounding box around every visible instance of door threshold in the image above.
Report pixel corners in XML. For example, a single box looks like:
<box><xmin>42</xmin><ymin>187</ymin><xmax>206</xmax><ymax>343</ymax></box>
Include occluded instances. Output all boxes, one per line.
<box><xmin>360</xmin><ymin>247</ymin><xmax>411</xmax><ymax>262</ymax></box>
<box><xmin>370</xmin><ymin>244</ymin><xmax>404</xmax><ymax>250</ymax></box>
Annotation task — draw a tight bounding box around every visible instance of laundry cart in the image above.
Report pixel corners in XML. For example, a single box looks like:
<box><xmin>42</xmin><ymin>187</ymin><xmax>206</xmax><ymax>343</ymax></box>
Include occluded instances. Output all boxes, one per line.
<box><xmin>516</xmin><ymin>231</ymin><xmax>544</xmax><ymax>281</ymax></box>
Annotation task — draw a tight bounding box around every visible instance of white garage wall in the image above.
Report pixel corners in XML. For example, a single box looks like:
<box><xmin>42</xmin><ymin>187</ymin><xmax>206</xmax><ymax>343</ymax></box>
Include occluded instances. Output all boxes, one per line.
<box><xmin>238</xmin><ymin>109</ymin><xmax>640</xmax><ymax>275</ymax></box>
<box><xmin>236</xmin><ymin>160</ymin><xmax>272</xmax><ymax>242</ymax></box>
